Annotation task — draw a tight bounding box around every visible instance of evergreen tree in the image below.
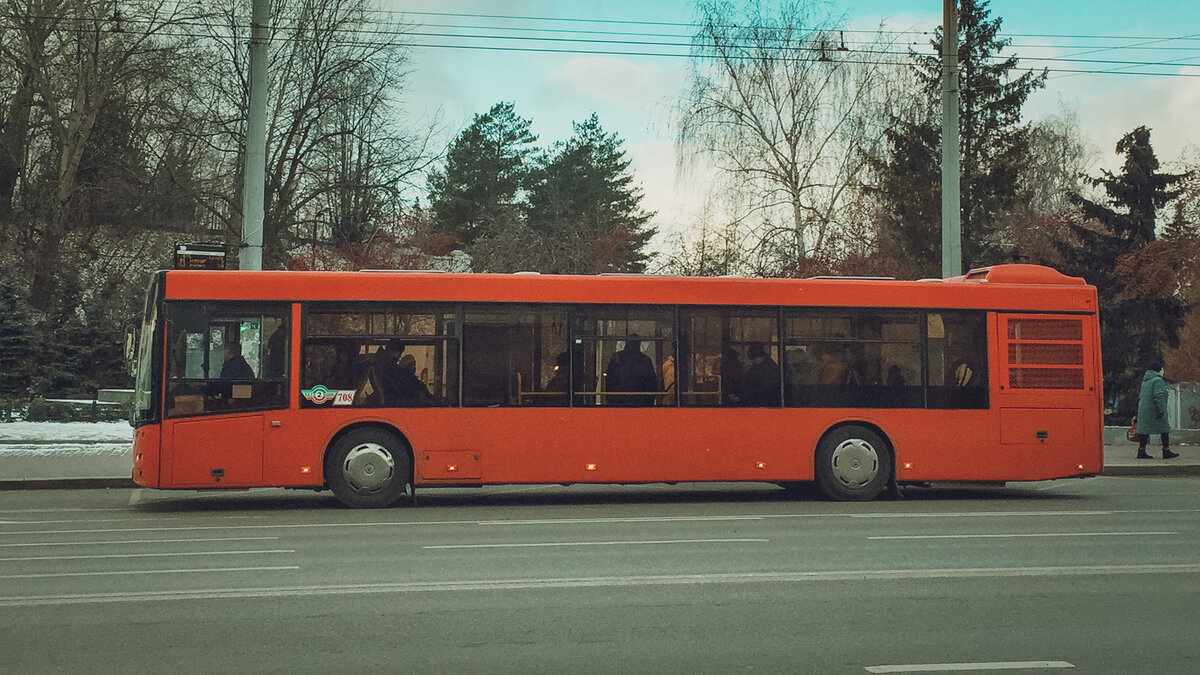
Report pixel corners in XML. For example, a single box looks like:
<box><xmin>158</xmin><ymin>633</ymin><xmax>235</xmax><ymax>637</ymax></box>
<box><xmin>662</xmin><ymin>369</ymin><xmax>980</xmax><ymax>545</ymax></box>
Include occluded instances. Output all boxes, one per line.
<box><xmin>525</xmin><ymin>114</ymin><xmax>656</xmax><ymax>274</ymax></box>
<box><xmin>1057</xmin><ymin>126</ymin><xmax>1187</xmax><ymax>421</ymax></box>
<box><xmin>427</xmin><ymin>102</ymin><xmax>537</xmax><ymax>247</ymax></box>
<box><xmin>0</xmin><ymin>275</ymin><xmax>35</xmax><ymax>400</ymax></box>
<box><xmin>871</xmin><ymin>0</ymin><xmax>1045</xmax><ymax>277</ymax></box>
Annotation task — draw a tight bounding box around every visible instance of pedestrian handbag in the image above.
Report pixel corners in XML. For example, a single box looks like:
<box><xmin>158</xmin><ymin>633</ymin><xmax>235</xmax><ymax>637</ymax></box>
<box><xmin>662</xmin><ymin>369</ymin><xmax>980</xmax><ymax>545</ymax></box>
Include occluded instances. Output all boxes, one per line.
<box><xmin>1126</xmin><ymin>417</ymin><xmax>1138</xmax><ymax>442</ymax></box>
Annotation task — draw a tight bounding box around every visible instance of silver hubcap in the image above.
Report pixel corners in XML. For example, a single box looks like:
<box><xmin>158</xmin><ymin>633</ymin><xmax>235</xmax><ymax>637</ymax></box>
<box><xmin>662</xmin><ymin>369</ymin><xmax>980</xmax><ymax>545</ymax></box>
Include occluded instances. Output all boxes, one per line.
<box><xmin>342</xmin><ymin>443</ymin><xmax>395</xmax><ymax>492</ymax></box>
<box><xmin>830</xmin><ymin>438</ymin><xmax>880</xmax><ymax>488</ymax></box>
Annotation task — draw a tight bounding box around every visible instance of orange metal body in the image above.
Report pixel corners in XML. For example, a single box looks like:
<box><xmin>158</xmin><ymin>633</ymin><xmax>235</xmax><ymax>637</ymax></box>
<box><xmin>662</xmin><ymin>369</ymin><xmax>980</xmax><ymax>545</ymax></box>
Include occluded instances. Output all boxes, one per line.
<box><xmin>131</xmin><ymin>265</ymin><xmax>1103</xmax><ymax>491</ymax></box>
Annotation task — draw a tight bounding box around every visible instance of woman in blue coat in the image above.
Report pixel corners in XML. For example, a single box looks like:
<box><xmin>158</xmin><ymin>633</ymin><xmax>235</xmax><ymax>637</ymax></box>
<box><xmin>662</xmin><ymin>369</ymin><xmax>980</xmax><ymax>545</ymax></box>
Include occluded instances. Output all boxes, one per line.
<box><xmin>1136</xmin><ymin>363</ymin><xmax>1179</xmax><ymax>459</ymax></box>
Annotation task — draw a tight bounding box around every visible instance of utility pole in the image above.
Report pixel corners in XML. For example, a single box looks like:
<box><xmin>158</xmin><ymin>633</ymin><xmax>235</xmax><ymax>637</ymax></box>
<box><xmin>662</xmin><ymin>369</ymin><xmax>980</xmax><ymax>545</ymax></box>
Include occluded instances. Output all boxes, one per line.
<box><xmin>240</xmin><ymin>0</ymin><xmax>269</xmax><ymax>271</ymax></box>
<box><xmin>940</xmin><ymin>0</ymin><xmax>962</xmax><ymax>278</ymax></box>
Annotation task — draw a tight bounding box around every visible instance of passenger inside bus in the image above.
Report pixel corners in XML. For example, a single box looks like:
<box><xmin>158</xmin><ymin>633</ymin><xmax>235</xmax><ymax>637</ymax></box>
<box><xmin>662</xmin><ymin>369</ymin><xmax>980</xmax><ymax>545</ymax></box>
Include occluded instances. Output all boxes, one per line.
<box><xmin>817</xmin><ymin>347</ymin><xmax>847</xmax><ymax>385</ymax></box>
<box><xmin>660</xmin><ymin>355</ymin><xmax>676</xmax><ymax>406</ymax></box>
<box><xmin>220</xmin><ymin>341</ymin><xmax>255</xmax><ymax>380</ymax></box>
<box><xmin>372</xmin><ymin>342</ymin><xmax>436</xmax><ymax>406</ymax></box>
<box><xmin>720</xmin><ymin>347</ymin><xmax>743</xmax><ymax>405</ymax></box>
<box><xmin>605</xmin><ymin>338</ymin><xmax>657</xmax><ymax>406</ymax></box>
<box><xmin>741</xmin><ymin>342</ymin><xmax>780</xmax><ymax>406</ymax></box>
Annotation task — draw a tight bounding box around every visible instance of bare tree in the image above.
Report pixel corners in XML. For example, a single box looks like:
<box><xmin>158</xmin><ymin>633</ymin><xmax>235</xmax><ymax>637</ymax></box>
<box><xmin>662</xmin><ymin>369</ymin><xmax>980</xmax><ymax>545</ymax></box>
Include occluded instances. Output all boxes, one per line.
<box><xmin>676</xmin><ymin>0</ymin><xmax>907</xmax><ymax>276</ymax></box>
<box><xmin>653</xmin><ymin>205</ymin><xmax>750</xmax><ymax>277</ymax></box>
<box><xmin>194</xmin><ymin>0</ymin><xmax>439</xmax><ymax>267</ymax></box>
<box><xmin>999</xmin><ymin>108</ymin><xmax>1098</xmax><ymax>265</ymax></box>
<box><xmin>0</xmin><ymin>0</ymin><xmax>207</xmax><ymax>307</ymax></box>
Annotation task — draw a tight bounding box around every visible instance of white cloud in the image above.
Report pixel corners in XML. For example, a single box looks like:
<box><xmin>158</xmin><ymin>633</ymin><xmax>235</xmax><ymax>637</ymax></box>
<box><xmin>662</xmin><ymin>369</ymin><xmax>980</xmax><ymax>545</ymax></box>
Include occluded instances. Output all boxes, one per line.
<box><xmin>543</xmin><ymin>57</ymin><xmax>684</xmax><ymax>111</ymax></box>
<box><xmin>1034</xmin><ymin>74</ymin><xmax>1200</xmax><ymax>170</ymax></box>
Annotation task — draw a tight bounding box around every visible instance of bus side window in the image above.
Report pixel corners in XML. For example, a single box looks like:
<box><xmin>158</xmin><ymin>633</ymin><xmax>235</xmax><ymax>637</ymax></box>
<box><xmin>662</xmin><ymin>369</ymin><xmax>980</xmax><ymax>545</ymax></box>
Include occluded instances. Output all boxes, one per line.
<box><xmin>679</xmin><ymin>309</ymin><xmax>778</xmax><ymax>407</ymax></box>
<box><xmin>164</xmin><ymin>303</ymin><xmax>289</xmax><ymax>417</ymax></box>
<box><xmin>927</xmin><ymin>311</ymin><xmax>988</xmax><ymax>409</ymax></box>
<box><xmin>573</xmin><ymin>307</ymin><xmax>674</xmax><ymax>407</ymax></box>
<box><xmin>462</xmin><ymin>307</ymin><xmax>569</xmax><ymax>407</ymax></box>
<box><xmin>301</xmin><ymin>304</ymin><xmax>458</xmax><ymax>408</ymax></box>
<box><xmin>783</xmin><ymin>310</ymin><xmax>922</xmax><ymax>408</ymax></box>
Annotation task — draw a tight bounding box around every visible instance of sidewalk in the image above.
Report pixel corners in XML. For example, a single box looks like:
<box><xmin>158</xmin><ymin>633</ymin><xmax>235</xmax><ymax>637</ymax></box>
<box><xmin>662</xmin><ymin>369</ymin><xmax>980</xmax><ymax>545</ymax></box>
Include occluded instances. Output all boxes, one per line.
<box><xmin>1</xmin><ymin>422</ymin><xmax>1198</xmax><ymax>489</ymax></box>
<box><xmin>0</xmin><ymin>422</ymin><xmax>135</xmax><ymax>489</ymax></box>
<box><xmin>1096</xmin><ymin>443</ymin><xmax>1200</xmax><ymax>476</ymax></box>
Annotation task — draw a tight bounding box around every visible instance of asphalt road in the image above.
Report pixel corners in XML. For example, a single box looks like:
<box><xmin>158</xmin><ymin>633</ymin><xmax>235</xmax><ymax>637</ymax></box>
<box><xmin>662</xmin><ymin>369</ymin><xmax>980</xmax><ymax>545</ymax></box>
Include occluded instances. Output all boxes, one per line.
<box><xmin>1</xmin><ymin>478</ymin><xmax>1198</xmax><ymax>674</ymax></box>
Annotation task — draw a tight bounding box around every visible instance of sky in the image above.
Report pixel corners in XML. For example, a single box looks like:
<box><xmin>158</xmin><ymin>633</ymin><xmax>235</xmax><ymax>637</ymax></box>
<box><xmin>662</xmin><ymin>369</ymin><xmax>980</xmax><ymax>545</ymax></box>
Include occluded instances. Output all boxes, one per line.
<box><xmin>384</xmin><ymin>0</ymin><xmax>1200</xmax><ymax>242</ymax></box>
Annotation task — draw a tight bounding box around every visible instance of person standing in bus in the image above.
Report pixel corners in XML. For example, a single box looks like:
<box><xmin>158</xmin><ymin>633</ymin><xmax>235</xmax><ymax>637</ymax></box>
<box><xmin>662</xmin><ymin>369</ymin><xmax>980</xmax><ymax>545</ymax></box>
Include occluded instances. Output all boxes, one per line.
<box><xmin>660</xmin><ymin>355</ymin><xmax>676</xmax><ymax>406</ymax></box>
<box><xmin>606</xmin><ymin>337</ymin><xmax>657</xmax><ymax>406</ymax></box>
<box><xmin>741</xmin><ymin>343</ymin><xmax>780</xmax><ymax>406</ymax></box>
<box><xmin>817</xmin><ymin>347</ymin><xmax>847</xmax><ymax>385</ymax></box>
<box><xmin>720</xmin><ymin>347</ymin><xmax>744</xmax><ymax>405</ymax></box>
<box><xmin>1136</xmin><ymin>362</ymin><xmax>1178</xmax><ymax>459</ymax></box>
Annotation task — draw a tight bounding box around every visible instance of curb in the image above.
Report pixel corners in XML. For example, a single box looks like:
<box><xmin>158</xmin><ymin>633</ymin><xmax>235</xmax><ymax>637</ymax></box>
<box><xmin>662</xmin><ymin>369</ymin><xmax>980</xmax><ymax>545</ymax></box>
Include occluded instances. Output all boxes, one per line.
<box><xmin>1100</xmin><ymin>464</ymin><xmax>1200</xmax><ymax>477</ymax></box>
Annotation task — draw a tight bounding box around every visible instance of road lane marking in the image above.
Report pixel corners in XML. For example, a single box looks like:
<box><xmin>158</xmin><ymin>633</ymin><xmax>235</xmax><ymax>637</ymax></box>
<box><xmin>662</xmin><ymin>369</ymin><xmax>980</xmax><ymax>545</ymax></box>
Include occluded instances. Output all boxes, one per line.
<box><xmin>851</xmin><ymin>511</ymin><xmax>1114</xmax><ymax>518</ymax></box>
<box><xmin>869</xmin><ymin>532</ymin><xmax>1176</xmax><ymax>540</ymax></box>
<box><xmin>0</xmin><ymin>522</ymin><xmax>471</xmax><ymax>535</ymax></box>
<box><xmin>478</xmin><ymin>516</ymin><xmax>766</xmax><ymax>525</ymax></box>
<box><xmin>0</xmin><ymin>516</ymin><xmax>764</xmax><ymax>536</ymax></box>
<box><xmin>865</xmin><ymin>661</ymin><xmax>1074</xmax><ymax>673</ymax></box>
<box><xmin>1</xmin><ymin>563</ymin><xmax>1198</xmax><ymax>607</ymax></box>
<box><xmin>0</xmin><ymin>566</ymin><xmax>299</xmax><ymax>580</ymax></box>
<box><xmin>0</xmin><ymin>515</ymin><xmax>265</xmax><ymax>525</ymax></box>
<box><xmin>0</xmin><ymin>549</ymin><xmax>294</xmax><ymax>562</ymax></box>
<box><xmin>3</xmin><ymin>507</ymin><xmax>1197</xmax><ymax>538</ymax></box>
<box><xmin>0</xmin><ymin>508</ymin><xmax>128</xmax><ymax>514</ymax></box>
<box><xmin>0</xmin><ymin>536</ymin><xmax>280</xmax><ymax>548</ymax></box>
<box><xmin>425</xmin><ymin>538</ymin><xmax>768</xmax><ymax>549</ymax></box>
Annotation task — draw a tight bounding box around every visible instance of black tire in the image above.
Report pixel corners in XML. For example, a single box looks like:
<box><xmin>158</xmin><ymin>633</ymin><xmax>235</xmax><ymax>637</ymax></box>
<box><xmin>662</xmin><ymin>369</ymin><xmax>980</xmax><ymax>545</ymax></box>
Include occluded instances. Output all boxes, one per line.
<box><xmin>814</xmin><ymin>425</ymin><xmax>892</xmax><ymax>502</ymax></box>
<box><xmin>326</xmin><ymin>428</ymin><xmax>411</xmax><ymax>508</ymax></box>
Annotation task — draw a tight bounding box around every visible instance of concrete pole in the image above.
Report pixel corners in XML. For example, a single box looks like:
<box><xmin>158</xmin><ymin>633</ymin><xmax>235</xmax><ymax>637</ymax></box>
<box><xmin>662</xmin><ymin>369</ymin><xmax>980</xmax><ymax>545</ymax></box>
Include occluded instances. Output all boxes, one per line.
<box><xmin>240</xmin><ymin>0</ymin><xmax>269</xmax><ymax>270</ymax></box>
<box><xmin>940</xmin><ymin>0</ymin><xmax>962</xmax><ymax>278</ymax></box>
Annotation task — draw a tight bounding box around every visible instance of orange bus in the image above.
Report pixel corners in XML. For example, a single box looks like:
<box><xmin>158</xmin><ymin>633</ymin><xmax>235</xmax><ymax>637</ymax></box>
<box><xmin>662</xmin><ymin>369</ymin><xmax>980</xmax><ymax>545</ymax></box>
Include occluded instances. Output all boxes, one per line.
<box><xmin>130</xmin><ymin>264</ymin><xmax>1103</xmax><ymax>507</ymax></box>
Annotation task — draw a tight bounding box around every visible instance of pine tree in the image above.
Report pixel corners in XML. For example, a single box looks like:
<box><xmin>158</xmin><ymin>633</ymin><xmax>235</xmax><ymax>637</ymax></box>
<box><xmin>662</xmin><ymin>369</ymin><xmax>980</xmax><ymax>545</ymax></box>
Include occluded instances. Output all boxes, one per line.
<box><xmin>1057</xmin><ymin>126</ymin><xmax>1187</xmax><ymax>421</ymax></box>
<box><xmin>0</xmin><ymin>275</ymin><xmax>35</xmax><ymax>401</ymax></box>
<box><xmin>525</xmin><ymin>114</ymin><xmax>656</xmax><ymax>274</ymax></box>
<box><xmin>427</xmin><ymin>102</ymin><xmax>537</xmax><ymax>247</ymax></box>
<box><xmin>871</xmin><ymin>0</ymin><xmax>1045</xmax><ymax>277</ymax></box>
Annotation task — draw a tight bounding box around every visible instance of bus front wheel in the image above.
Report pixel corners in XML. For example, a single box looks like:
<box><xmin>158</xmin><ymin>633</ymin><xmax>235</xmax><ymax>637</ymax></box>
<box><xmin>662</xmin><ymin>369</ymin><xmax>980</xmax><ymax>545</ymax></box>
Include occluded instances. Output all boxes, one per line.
<box><xmin>814</xmin><ymin>425</ymin><xmax>892</xmax><ymax>501</ymax></box>
<box><xmin>326</xmin><ymin>428</ymin><xmax>412</xmax><ymax>508</ymax></box>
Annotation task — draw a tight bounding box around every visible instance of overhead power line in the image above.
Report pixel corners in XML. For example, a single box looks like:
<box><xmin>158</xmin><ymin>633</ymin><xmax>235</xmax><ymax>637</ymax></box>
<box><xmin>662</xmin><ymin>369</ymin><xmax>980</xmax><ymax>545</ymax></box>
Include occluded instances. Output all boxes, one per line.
<box><xmin>374</xmin><ymin>9</ymin><xmax>1200</xmax><ymax>43</ymax></box>
<box><xmin>2</xmin><ymin>9</ymin><xmax>1199</xmax><ymax>79</ymax></box>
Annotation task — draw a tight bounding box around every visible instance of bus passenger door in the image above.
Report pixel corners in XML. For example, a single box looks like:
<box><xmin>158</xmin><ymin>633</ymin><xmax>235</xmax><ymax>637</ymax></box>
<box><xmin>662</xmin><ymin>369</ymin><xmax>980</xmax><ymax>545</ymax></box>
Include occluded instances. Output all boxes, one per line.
<box><xmin>162</xmin><ymin>304</ymin><xmax>291</xmax><ymax>487</ymax></box>
<box><xmin>167</xmin><ymin>414</ymin><xmax>264</xmax><ymax>486</ymax></box>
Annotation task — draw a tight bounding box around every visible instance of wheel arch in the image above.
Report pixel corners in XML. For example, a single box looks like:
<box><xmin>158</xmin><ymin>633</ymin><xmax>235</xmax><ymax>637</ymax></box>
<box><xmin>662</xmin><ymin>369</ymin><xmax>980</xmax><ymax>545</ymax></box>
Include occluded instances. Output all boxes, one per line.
<box><xmin>322</xmin><ymin>420</ymin><xmax>414</xmax><ymax>487</ymax></box>
<box><xmin>811</xmin><ymin>419</ymin><xmax>897</xmax><ymax>500</ymax></box>
<box><xmin>814</xmin><ymin>419</ymin><xmax>896</xmax><ymax>467</ymax></box>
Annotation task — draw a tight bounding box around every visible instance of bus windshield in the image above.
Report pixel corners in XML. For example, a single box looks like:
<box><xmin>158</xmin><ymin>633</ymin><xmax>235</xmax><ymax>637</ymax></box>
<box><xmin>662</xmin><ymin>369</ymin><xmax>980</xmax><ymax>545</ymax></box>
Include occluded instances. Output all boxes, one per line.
<box><xmin>131</xmin><ymin>275</ymin><xmax>162</xmax><ymax>428</ymax></box>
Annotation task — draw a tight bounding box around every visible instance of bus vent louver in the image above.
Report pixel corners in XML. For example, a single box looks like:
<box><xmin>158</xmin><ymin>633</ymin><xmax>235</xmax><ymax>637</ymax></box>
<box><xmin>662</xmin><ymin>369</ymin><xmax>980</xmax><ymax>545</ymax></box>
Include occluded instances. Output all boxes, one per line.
<box><xmin>1005</xmin><ymin>318</ymin><xmax>1086</xmax><ymax>390</ymax></box>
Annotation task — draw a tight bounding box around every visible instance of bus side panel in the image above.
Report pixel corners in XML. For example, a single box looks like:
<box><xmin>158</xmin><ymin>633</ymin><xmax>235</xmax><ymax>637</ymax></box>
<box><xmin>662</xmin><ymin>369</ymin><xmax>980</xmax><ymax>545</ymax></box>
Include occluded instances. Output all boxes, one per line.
<box><xmin>887</xmin><ymin>409</ymin><xmax>1100</xmax><ymax>482</ymax></box>
<box><xmin>132</xmin><ymin>424</ymin><xmax>161</xmax><ymax>487</ymax></box>
<box><xmin>300</xmin><ymin>408</ymin><xmax>819</xmax><ymax>486</ymax></box>
<box><xmin>257</xmin><ymin>405</ymin><xmax>1096</xmax><ymax>489</ymax></box>
<box><xmin>420</xmin><ymin>409</ymin><xmax>815</xmax><ymax>484</ymax></box>
<box><xmin>399</xmin><ymin>407</ymin><xmax>1095</xmax><ymax>485</ymax></box>
<box><xmin>398</xmin><ymin>408</ymin><xmax>988</xmax><ymax>485</ymax></box>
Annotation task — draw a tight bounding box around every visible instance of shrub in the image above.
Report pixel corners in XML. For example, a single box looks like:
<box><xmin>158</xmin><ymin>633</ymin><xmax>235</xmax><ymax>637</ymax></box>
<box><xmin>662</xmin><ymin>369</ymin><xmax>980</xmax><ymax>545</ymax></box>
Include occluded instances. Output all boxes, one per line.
<box><xmin>24</xmin><ymin>397</ymin><xmax>79</xmax><ymax>422</ymax></box>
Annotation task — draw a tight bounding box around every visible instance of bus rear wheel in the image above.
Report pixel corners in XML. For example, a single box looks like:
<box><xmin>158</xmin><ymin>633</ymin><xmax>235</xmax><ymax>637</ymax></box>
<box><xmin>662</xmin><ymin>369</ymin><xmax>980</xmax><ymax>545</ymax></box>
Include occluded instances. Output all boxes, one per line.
<box><xmin>326</xmin><ymin>428</ymin><xmax>411</xmax><ymax>508</ymax></box>
<box><xmin>814</xmin><ymin>425</ymin><xmax>892</xmax><ymax>502</ymax></box>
